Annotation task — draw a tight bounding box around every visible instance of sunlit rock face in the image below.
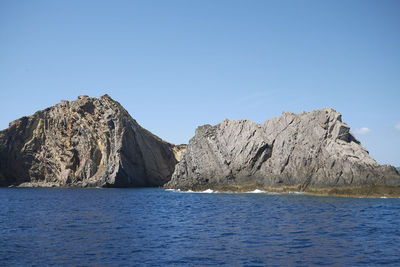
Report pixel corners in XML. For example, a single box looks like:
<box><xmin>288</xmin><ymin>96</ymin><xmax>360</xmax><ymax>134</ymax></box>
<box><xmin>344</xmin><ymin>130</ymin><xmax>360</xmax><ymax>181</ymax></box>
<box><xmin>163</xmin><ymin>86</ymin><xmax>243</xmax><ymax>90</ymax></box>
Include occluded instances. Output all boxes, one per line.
<box><xmin>165</xmin><ymin>109</ymin><xmax>400</xmax><ymax>190</ymax></box>
<box><xmin>0</xmin><ymin>95</ymin><xmax>179</xmax><ymax>187</ymax></box>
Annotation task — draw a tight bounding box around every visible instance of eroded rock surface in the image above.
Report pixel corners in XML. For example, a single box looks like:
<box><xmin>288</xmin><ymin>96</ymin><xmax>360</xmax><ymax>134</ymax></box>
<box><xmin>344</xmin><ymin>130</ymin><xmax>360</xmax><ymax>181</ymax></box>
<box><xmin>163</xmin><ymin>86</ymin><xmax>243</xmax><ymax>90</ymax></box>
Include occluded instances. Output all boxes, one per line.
<box><xmin>0</xmin><ymin>95</ymin><xmax>178</xmax><ymax>187</ymax></box>
<box><xmin>165</xmin><ymin>109</ymin><xmax>400</xmax><ymax>190</ymax></box>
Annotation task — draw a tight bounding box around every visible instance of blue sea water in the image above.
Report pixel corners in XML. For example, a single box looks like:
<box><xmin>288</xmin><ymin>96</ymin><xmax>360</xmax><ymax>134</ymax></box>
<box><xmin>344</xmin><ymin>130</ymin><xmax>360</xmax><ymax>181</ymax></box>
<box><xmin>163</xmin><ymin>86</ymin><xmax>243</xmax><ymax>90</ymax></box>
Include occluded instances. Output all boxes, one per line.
<box><xmin>1</xmin><ymin>188</ymin><xmax>400</xmax><ymax>266</ymax></box>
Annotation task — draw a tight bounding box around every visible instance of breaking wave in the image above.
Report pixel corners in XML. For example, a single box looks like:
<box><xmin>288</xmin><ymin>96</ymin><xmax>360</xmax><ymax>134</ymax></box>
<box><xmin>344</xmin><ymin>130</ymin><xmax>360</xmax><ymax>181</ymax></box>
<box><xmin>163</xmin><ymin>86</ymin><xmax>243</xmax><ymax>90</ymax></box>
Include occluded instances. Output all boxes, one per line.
<box><xmin>165</xmin><ymin>189</ymin><xmax>218</xmax><ymax>193</ymax></box>
<box><xmin>245</xmin><ymin>189</ymin><xmax>266</xmax><ymax>193</ymax></box>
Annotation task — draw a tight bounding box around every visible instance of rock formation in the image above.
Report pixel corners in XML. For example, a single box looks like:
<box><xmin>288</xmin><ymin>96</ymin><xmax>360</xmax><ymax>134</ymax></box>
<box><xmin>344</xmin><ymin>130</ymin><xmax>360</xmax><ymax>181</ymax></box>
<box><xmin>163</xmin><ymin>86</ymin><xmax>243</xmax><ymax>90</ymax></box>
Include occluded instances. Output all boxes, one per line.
<box><xmin>165</xmin><ymin>109</ymin><xmax>400</xmax><ymax>192</ymax></box>
<box><xmin>0</xmin><ymin>95</ymin><xmax>180</xmax><ymax>187</ymax></box>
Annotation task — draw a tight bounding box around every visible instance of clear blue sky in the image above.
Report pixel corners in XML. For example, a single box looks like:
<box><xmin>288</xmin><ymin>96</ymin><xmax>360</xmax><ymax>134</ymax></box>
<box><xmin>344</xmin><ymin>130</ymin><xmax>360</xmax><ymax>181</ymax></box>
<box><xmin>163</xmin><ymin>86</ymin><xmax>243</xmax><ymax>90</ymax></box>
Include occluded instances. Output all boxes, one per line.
<box><xmin>1</xmin><ymin>0</ymin><xmax>399</xmax><ymax>166</ymax></box>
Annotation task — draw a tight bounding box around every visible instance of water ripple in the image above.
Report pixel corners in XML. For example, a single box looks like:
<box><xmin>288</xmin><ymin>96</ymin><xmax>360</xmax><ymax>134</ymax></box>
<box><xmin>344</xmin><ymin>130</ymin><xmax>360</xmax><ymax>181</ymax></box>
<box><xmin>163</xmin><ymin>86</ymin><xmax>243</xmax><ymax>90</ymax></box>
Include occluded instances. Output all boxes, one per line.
<box><xmin>1</xmin><ymin>188</ymin><xmax>400</xmax><ymax>266</ymax></box>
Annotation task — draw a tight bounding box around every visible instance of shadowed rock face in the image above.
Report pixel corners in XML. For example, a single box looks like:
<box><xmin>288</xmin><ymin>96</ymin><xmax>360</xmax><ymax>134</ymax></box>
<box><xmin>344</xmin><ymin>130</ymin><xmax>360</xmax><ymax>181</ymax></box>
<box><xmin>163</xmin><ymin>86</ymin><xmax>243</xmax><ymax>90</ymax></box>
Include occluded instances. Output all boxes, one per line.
<box><xmin>165</xmin><ymin>109</ymin><xmax>400</xmax><ymax>190</ymax></box>
<box><xmin>0</xmin><ymin>95</ymin><xmax>180</xmax><ymax>187</ymax></box>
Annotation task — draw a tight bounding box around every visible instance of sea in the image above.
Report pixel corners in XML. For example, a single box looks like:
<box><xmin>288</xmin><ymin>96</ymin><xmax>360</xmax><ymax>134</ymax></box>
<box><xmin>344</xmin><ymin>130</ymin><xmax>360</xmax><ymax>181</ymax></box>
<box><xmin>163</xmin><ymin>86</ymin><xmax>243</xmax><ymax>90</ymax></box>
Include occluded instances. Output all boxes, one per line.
<box><xmin>1</xmin><ymin>188</ymin><xmax>399</xmax><ymax>266</ymax></box>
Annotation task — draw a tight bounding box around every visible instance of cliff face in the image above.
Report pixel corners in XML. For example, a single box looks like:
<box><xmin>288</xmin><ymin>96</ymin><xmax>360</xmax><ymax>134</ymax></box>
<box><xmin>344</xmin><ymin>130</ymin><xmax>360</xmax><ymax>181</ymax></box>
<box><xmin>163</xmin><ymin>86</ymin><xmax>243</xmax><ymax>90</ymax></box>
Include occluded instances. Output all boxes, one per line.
<box><xmin>0</xmin><ymin>95</ymin><xmax>178</xmax><ymax>187</ymax></box>
<box><xmin>165</xmin><ymin>109</ymin><xmax>400</xmax><ymax>190</ymax></box>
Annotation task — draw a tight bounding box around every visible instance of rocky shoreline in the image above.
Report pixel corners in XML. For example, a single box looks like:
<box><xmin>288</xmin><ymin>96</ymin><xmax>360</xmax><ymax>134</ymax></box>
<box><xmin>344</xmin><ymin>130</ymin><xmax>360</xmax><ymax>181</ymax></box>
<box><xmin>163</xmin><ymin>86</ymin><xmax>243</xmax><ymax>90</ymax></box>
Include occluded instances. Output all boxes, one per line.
<box><xmin>1</xmin><ymin>95</ymin><xmax>399</xmax><ymax>197</ymax></box>
<box><xmin>166</xmin><ymin>184</ymin><xmax>400</xmax><ymax>198</ymax></box>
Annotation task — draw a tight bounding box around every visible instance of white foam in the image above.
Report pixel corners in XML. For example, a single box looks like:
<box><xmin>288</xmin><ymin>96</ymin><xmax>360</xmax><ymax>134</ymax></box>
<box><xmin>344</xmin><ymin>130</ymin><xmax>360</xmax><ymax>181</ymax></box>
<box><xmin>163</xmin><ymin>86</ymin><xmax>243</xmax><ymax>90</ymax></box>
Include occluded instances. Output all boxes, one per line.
<box><xmin>164</xmin><ymin>188</ymin><xmax>218</xmax><ymax>194</ymax></box>
<box><xmin>180</xmin><ymin>190</ymin><xmax>199</xmax><ymax>193</ymax></box>
<box><xmin>165</xmin><ymin>188</ymin><xmax>181</xmax><ymax>192</ymax></box>
<box><xmin>185</xmin><ymin>189</ymin><xmax>217</xmax><ymax>193</ymax></box>
<box><xmin>201</xmin><ymin>189</ymin><xmax>215</xmax><ymax>193</ymax></box>
<box><xmin>246</xmin><ymin>189</ymin><xmax>266</xmax><ymax>194</ymax></box>
<box><xmin>381</xmin><ymin>196</ymin><xmax>388</xmax><ymax>199</ymax></box>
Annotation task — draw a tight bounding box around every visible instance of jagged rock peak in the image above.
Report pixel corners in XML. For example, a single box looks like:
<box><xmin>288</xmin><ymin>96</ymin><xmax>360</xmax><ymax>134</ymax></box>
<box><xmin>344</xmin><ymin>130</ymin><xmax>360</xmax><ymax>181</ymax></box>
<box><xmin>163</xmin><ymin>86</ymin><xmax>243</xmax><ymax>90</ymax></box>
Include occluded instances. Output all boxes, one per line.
<box><xmin>0</xmin><ymin>95</ymin><xmax>180</xmax><ymax>187</ymax></box>
<box><xmin>165</xmin><ymin>108</ymin><xmax>400</xmax><ymax>191</ymax></box>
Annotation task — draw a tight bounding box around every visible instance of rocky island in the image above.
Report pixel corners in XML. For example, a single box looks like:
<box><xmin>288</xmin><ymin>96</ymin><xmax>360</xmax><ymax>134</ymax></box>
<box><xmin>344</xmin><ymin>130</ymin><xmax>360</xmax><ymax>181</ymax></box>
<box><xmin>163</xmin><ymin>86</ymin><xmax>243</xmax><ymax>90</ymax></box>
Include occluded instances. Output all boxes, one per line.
<box><xmin>1</xmin><ymin>95</ymin><xmax>399</xmax><ymax>196</ymax></box>
<box><xmin>165</xmin><ymin>109</ymin><xmax>400</xmax><ymax>197</ymax></box>
<box><xmin>0</xmin><ymin>95</ymin><xmax>184</xmax><ymax>187</ymax></box>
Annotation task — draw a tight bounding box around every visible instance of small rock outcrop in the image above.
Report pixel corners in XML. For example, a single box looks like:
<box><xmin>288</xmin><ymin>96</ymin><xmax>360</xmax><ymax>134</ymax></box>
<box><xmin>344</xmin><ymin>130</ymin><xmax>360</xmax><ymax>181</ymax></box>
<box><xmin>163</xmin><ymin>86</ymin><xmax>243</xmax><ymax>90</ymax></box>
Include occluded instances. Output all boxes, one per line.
<box><xmin>165</xmin><ymin>109</ymin><xmax>400</xmax><ymax>191</ymax></box>
<box><xmin>0</xmin><ymin>95</ymin><xmax>179</xmax><ymax>187</ymax></box>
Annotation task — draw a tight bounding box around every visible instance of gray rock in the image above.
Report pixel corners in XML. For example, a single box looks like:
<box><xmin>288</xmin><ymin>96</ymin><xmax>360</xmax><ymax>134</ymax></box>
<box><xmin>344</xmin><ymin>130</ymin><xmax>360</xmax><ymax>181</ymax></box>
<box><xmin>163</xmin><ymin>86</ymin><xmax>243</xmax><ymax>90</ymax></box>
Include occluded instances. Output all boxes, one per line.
<box><xmin>165</xmin><ymin>108</ymin><xmax>400</xmax><ymax>190</ymax></box>
<box><xmin>0</xmin><ymin>95</ymin><xmax>179</xmax><ymax>187</ymax></box>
